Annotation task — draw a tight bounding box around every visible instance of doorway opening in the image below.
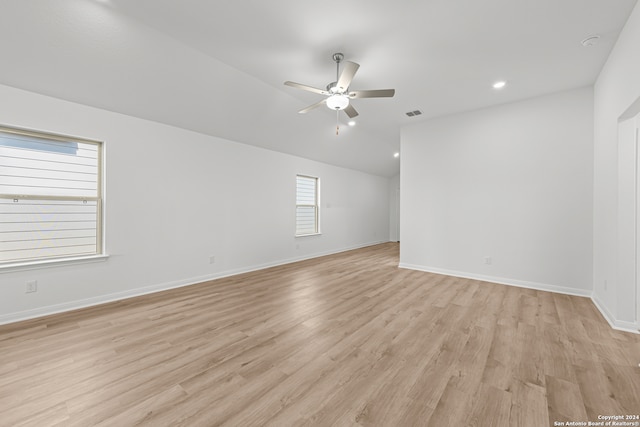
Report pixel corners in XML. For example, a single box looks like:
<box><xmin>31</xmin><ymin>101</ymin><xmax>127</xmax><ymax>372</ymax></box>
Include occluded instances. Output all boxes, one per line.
<box><xmin>617</xmin><ymin>109</ymin><xmax>640</xmax><ymax>329</ymax></box>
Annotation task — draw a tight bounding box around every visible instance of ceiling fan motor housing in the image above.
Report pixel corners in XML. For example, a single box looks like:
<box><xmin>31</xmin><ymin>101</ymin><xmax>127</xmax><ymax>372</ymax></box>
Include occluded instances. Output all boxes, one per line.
<box><xmin>327</xmin><ymin>82</ymin><xmax>340</xmax><ymax>93</ymax></box>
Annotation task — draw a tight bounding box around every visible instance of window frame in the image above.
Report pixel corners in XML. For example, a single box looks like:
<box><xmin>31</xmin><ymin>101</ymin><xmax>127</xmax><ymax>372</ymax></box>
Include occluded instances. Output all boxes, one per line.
<box><xmin>0</xmin><ymin>124</ymin><xmax>106</xmax><ymax>270</ymax></box>
<box><xmin>295</xmin><ymin>174</ymin><xmax>320</xmax><ymax>237</ymax></box>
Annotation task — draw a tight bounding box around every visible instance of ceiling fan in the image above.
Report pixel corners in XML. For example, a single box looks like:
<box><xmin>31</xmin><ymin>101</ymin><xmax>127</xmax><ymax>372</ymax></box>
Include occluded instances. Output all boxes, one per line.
<box><xmin>284</xmin><ymin>53</ymin><xmax>395</xmax><ymax>132</ymax></box>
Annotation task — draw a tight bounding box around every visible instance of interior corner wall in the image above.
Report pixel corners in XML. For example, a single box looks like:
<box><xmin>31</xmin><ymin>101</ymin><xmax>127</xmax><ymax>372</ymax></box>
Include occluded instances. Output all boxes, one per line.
<box><xmin>399</xmin><ymin>87</ymin><xmax>594</xmax><ymax>296</ymax></box>
<box><xmin>0</xmin><ymin>84</ymin><xmax>390</xmax><ymax>324</ymax></box>
<box><xmin>593</xmin><ymin>1</ymin><xmax>640</xmax><ymax>328</ymax></box>
<box><xmin>389</xmin><ymin>174</ymin><xmax>400</xmax><ymax>242</ymax></box>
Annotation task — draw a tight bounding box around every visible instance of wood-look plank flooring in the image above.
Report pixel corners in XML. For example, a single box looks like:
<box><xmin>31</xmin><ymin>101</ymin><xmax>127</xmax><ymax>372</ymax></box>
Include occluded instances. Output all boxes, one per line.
<box><xmin>1</xmin><ymin>243</ymin><xmax>639</xmax><ymax>426</ymax></box>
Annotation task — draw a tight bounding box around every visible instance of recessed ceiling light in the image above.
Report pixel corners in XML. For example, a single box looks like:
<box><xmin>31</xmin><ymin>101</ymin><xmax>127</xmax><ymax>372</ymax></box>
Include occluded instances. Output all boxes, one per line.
<box><xmin>348</xmin><ymin>121</ymin><xmax>356</xmax><ymax>126</ymax></box>
<box><xmin>493</xmin><ymin>81</ymin><xmax>507</xmax><ymax>89</ymax></box>
<box><xmin>394</xmin><ymin>152</ymin><xmax>400</xmax><ymax>158</ymax></box>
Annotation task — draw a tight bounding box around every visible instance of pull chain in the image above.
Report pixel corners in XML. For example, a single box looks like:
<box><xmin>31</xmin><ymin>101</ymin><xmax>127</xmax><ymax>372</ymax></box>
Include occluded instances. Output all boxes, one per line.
<box><xmin>336</xmin><ymin>110</ymin><xmax>340</xmax><ymax>135</ymax></box>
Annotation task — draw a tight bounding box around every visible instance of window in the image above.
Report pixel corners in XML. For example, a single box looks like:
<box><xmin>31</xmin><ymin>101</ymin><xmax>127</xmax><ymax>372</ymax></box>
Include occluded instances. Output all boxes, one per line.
<box><xmin>0</xmin><ymin>125</ymin><xmax>103</xmax><ymax>266</ymax></box>
<box><xmin>296</xmin><ymin>175</ymin><xmax>319</xmax><ymax>236</ymax></box>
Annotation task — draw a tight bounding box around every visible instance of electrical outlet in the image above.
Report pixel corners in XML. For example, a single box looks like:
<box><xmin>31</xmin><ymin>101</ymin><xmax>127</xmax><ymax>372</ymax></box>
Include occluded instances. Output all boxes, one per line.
<box><xmin>26</xmin><ymin>280</ymin><xmax>38</xmax><ymax>293</ymax></box>
<box><xmin>604</xmin><ymin>280</ymin><xmax>608</xmax><ymax>290</ymax></box>
<box><xmin>209</xmin><ymin>256</ymin><xmax>216</xmax><ymax>264</ymax></box>
<box><xmin>484</xmin><ymin>256</ymin><xmax>492</xmax><ymax>265</ymax></box>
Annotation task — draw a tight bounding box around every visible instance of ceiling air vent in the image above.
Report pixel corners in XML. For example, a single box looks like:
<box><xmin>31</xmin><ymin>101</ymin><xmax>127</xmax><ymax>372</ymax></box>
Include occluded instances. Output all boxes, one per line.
<box><xmin>406</xmin><ymin>110</ymin><xmax>422</xmax><ymax>117</ymax></box>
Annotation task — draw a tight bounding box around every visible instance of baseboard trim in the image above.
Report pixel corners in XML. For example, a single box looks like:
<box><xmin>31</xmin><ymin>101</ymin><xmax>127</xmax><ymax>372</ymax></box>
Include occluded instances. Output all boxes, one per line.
<box><xmin>0</xmin><ymin>240</ymin><xmax>387</xmax><ymax>325</ymax></box>
<box><xmin>6</xmin><ymin>244</ymin><xmax>636</xmax><ymax>335</ymax></box>
<box><xmin>590</xmin><ymin>294</ymin><xmax>640</xmax><ymax>334</ymax></box>
<box><xmin>398</xmin><ymin>263</ymin><xmax>592</xmax><ymax>297</ymax></box>
<box><xmin>400</xmin><ymin>262</ymin><xmax>640</xmax><ymax>335</ymax></box>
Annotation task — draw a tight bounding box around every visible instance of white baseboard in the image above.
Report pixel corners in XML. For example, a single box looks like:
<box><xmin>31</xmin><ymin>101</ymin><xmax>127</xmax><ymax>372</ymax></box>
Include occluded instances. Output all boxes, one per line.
<box><xmin>591</xmin><ymin>294</ymin><xmax>640</xmax><ymax>334</ymax></box>
<box><xmin>0</xmin><ymin>240</ymin><xmax>387</xmax><ymax>325</ymax></box>
<box><xmin>6</xmin><ymin>244</ymin><xmax>636</xmax><ymax>336</ymax></box>
<box><xmin>398</xmin><ymin>263</ymin><xmax>592</xmax><ymax>297</ymax></box>
<box><xmin>400</xmin><ymin>262</ymin><xmax>640</xmax><ymax>335</ymax></box>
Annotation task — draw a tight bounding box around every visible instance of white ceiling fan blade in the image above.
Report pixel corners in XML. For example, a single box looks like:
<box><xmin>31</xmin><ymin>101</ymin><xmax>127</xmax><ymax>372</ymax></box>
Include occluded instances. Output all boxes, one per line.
<box><xmin>343</xmin><ymin>104</ymin><xmax>359</xmax><ymax>118</ymax></box>
<box><xmin>348</xmin><ymin>89</ymin><xmax>395</xmax><ymax>99</ymax></box>
<box><xmin>298</xmin><ymin>99</ymin><xmax>327</xmax><ymax>114</ymax></box>
<box><xmin>336</xmin><ymin>61</ymin><xmax>360</xmax><ymax>92</ymax></box>
<box><xmin>284</xmin><ymin>81</ymin><xmax>329</xmax><ymax>96</ymax></box>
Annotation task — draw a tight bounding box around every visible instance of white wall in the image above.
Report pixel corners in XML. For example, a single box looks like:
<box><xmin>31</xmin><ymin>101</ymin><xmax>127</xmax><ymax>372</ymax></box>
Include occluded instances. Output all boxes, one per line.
<box><xmin>593</xmin><ymin>1</ymin><xmax>640</xmax><ymax>329</ymax></box>
<box><xmin>400</xmin><ymin>87</ymin><xmax>593</xmax><ymax>295</ymax></box>
<box><xmin>389</xmin><ymin>174</ymin><xmax>400</xmax><ymax>242</ymax></box>
<box><xmin>0</xmin><ymin>84</ymin><xmax>390</xmax><ymax>324</ymax></box>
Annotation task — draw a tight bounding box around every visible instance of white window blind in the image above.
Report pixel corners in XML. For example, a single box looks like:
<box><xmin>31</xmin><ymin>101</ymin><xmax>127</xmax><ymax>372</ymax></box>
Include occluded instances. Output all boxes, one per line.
<box><xmin>0</xmin><ymin>126</ymin><xmax>103</xmax><ymax>265</ymax></box>
<box><xmin>296</xmin><ymin>175</ymin><xmax>319</xmax><ymax>236</ymax></box>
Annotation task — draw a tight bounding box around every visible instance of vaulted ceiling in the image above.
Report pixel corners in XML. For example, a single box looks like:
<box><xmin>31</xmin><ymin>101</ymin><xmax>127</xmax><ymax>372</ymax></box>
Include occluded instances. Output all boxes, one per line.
<box><xmin>0</xmin><ymin>0</ymin><xmax>636</xmax><ymax>177</ymax></box>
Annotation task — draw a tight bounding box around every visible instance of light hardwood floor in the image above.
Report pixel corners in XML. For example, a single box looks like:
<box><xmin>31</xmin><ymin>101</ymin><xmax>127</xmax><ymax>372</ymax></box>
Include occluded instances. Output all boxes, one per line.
<box><xmin>1</xmin><ymin>243</ymin><xmax>639</xmax><ymax>426</ymax></box>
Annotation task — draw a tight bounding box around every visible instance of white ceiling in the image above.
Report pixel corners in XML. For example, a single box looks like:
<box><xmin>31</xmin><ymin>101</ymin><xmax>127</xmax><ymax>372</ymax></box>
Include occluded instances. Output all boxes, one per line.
<box><xmin>0</xmin><ymin>0</ymin><xmax>637</xmax><ymax>177</ymax></box>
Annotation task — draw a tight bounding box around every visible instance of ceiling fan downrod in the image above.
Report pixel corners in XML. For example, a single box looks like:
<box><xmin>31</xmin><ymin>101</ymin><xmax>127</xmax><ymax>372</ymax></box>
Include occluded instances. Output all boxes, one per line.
<box><xmin>332</xmin><ymin>52</ymin><xmax>344</xmax><ymax>84</ymax></box>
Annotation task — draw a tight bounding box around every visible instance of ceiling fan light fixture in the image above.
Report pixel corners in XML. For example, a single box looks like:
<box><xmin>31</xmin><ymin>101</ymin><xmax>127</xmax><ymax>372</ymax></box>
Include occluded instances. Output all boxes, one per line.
<box><xmin>326</xmin><ymin>94</ymin><xmax>350</xmax><ymax>110</ymax></box>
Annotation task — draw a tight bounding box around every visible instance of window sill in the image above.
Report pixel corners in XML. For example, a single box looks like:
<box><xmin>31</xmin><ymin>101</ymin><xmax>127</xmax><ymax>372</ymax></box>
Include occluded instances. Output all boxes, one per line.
<box><xmin>295</xmin><ymin>233</ymin><xmax>322</xmax><ymax>238</ymax></box>
<box><xmin>0</xmin><ymin>254</ymin><xmax>109</xmax><ymax>273</ymax></box>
